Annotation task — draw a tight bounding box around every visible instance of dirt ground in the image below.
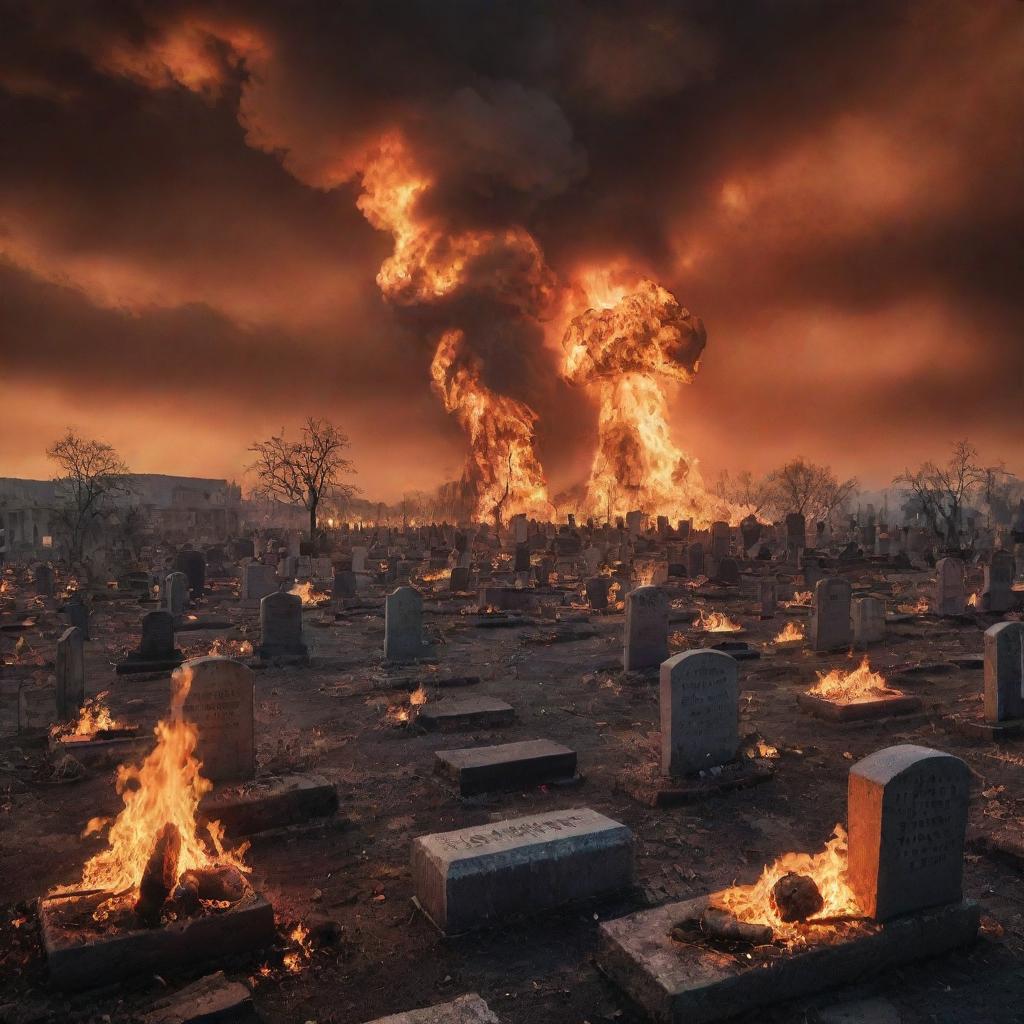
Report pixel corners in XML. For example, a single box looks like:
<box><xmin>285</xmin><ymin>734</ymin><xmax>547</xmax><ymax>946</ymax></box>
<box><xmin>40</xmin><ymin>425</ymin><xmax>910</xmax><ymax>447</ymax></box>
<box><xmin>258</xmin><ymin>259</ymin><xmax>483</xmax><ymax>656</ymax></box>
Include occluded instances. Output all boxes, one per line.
<box><xmin>2</xmin><ymin>566</ymin><xmax>1024</xmax><ymax>1024</ymax></box>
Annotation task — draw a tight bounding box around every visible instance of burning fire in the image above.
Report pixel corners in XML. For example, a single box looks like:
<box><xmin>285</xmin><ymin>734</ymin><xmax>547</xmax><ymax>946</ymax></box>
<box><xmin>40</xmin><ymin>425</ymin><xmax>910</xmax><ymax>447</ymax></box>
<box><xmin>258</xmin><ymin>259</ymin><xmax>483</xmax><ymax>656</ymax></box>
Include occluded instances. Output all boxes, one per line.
<box><xmin>50</xmin><ymin>692</ymin><xmax>126</xmax><ymax>740</ymax></box>
<box><xmin>773</xmin><ymin>620</ymin><xmax>805</xmax><ymax>644</ymax></box>
<box><xmin>715</xmin><ymin>825</ymin><xmax>862</xmax><ymax>943</ymax></box>
<box><xmin>808</xmin><ymin>656</ymin><xmax>904</xmax><ymax>704</ymax></box>
<box><xmin>967</xmin><ymin>591</ymin><xmax>980</xmax><ymax>608</ymax></box>
<box><xmin>695</xmin><ymin>609</ymin><xmax>743</xmax><ymax>633</ymax></box>
<box><xmin>431</xmin><ymin>329</ymin><xmax>554</xmax><ymax>523</ymax></box>
<box><xmin>897</xmin><ymin>596</ymin><xmax>930</xmax><ymax>615</ymax></box>
<box><xmin>559</xmin><ymin>276</ymin><xmax>741</xmax><ymax>528</ymax></box>
<box><xmin>288</xmin><ymin>581</ymin><xmax>325</xmax><ymax>607</ymax></box>
<box><xmin>386</xmin><ymin>684</ymin><xmax>428</xmax><ymax>725</ymax></box>
<box><xmin>782</xmin><ymin>591</ymin><xmax>812</xmax><ymax>608</ymax></box>
<box><xmin>61</xmin><ymin>664</ymin><xmax>248</xmax><ymax>906</ymax></box>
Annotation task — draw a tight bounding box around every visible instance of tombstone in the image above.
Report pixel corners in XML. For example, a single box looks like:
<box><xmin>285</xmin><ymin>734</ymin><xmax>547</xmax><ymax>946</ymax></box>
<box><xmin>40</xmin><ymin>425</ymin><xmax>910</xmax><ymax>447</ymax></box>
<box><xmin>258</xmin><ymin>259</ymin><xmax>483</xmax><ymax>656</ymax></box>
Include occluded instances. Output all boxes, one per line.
<box><xmin>715</xmin><ymin>557</ymin><xmax>740</xmax><ymax>586</ymax></box>
<box><xmin>786</xmin><ymin>512</ymin><xmax>806</xmax><ymax>556</ymax></box>
<box><xmin>582</xmin><ymin>545</ymin><xmax>602</xmax><ymax>576</ymax></box>
<box><xmin>982</xmin><ymin>551</ymin><xmax>1014</xmax><ymax>613</ymax></box>
<box><xmin>710</xmin><ymin>522</ymin><xmax>730</xmax><ymax>560</ymax></box>
<box><xmin>623</xmin><ymin>586</ymin><xmax>669</xmax><ymax>672</ymax></box>
<box><xmin>385</xmin><ymin>586</ymin><xmax>423</xmax><ymax>661</ymax></box>
<box><xmin>174</xmin><ymin>550</ymin><xmax>206</xmax><ymax>599</ymax></box>
<box><xmin>258</xmin><ymin>591</ymin><xmax>307</xmax><ymax>660</ymax></box>
<box><xmin>175</xmin><ymin>657</ymin><xmax>255</xmax><ymax>783</ymax></box>
<box><xmin>935</xmin><ymin>557</ymin><xmax>965</xmax><ymax>616</ymax></box>
<box><xmin>687</xmin><ymin>542</ymin><xmax>705</xmax><ymax>578</ymax></box>
<box><xmin>625</xmin><ymin>510</ymin><xmax>644</xmax><ymax>537</ymax></box>
<box><xmin>758</xmin><ymin>579</ymin><xmax>777</xmax><ymax>616</ymax></box>
<box><xmin>162</xmin><ymin>571</ymin><xmax>189</xmax><ymax>619</ymax></box>
<box><xmin>852</xmin><ymin>596</ymin><xmax>886</xmax><ymax>648</ymax></box>
<box><xmin>242</xmin><ymin>562</ymin><xmax>277</xmax><ymax>607</ymax></box>
<box><xmin>232</xmin><ymin>538</ymin><xmax>255</xmax><ymax>560</ymax></box>
<box><xmin>141</xmin><ymin>610</ymin><xmax>177</xmax><ymax>662</ymax></box>
<box><xmin>740</xmin><ymin>514</ymin><xmax>761</xmax><ymax>553</ymax></box>
<box><xmin>984</xmin><ymin>622</ymin><xmax>1024</xmax><ymax>724</ymax></box>
<box><xmin>511</xmin><ymin>514</ymin><xmax>528</xmax><ymax>545</ymax></box>
<box><xmin>450</xmin><ymin>566</ymin><xmax>471</xmax><ymax>592</ymax></box>
<box><xmin>34</xmin><ymin>564</ymin><xmax>55</xmax><ymax>599</ymax></box>
<box><xmin>351</xmin><ymin>545</ymin><xmax>368</xmax><ymax>573</ymax></box>
<box><xmin>848</xmin><ymin>744</ymin><xmax>969</xmax><ymax>921</ymax></box>
<box><xmin>810</xmin><ymin>577</ymin><xmax>852</xmax><ymax>652</ymax></box>
<box><xmin>332</xmin><ymin>569</ymin><xmax>358</xmax><ymax>602</ymax></box>
<box><xmin>55</xmin><ymin>626</ymin><xmax>85</xmax><ymax>722</ymax></box>
<box><xmin>64</xmin><ymin>593</ymin><xmax>90</xmax><ymax>640</ymax></box>
<box><xmin>801</xmin><ymin>552</ymin><xmax>823</xmax><ymax>591</ymax></box>
<box><xmin>659</xmin><ymin>649</ymin><xmax>739</xmax><ymax>776</ymax></box>
<box><xmin>586</xmin><ymin>577</ymin><xmax>612</xmax><ymax>611</ymax></box>
<box><xmin>513</xmin><ymin>543</ymin><xmax>531</xmax><ymax>574</ymax></box>
<box><xmin>533</xmin><ymin>560</ymin><xmax>554</xmax><ymax>587</ymax></box>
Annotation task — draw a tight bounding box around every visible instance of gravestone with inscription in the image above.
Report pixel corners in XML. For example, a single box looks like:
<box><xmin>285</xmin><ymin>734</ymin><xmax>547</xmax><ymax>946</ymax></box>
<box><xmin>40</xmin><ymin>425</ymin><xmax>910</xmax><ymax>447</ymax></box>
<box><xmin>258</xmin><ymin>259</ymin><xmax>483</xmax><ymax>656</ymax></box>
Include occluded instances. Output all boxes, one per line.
<box><xmin>385</xmin><ymin>586</ymin><xmax>424</xmax><ymax>661</ymax></box>
<box><xmin>848</xmin><ymin>744</ymin><xmax>969</xmax><ymax>921</ymax></box>
<box><xmin>411</xmin><ymin>807</ymin><xmax>633</xmax><ymax>934</ymax></box>
<box><xmin>55</xmin><ymin>626</ymin><xmax>85</xmax><ymax>722</ymax></box>
<box><xmin>258</xmin><ymin>591</ymin><xmax>307</xmax><ymax>660</ymax></box>
<box><xmin>660</xmin><ymin>650</ymin><xmax>738</xmax><ymax>776</ymax></box>
<box><xmin>810</xmin><ymin>577</ymin><xmax>852</xmax><ymax>652</ymax></box>
<box><xmin>984</xmin><ymin>621</ymin><xmax>1024</xmax><ymax>724</ymax></box>
<box><xmin>174</xmin><ymin>656</ymin><xmax>255</xmax><ymax>783</ymax></box>
<box><xmin>935</xmin><ymin>557</ymin><xmax>965</xmax><ymax>615</ymax></box>
<box><xmin>623</xmin><ymin>586</ymin><xmax>669</xmax><ymax>672</ymax></box>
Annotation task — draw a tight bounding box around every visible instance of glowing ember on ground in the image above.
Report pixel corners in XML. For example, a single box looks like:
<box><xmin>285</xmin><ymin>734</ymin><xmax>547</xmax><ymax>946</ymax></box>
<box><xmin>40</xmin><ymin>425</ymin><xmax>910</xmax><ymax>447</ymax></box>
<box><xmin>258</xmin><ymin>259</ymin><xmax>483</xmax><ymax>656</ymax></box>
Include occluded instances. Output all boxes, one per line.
<box><xmin>715</xmin><ymin>825</ymin><xmax>863</xmax><ymax>944</ymax></box>
<box><xmin>386</xmin><ymin>685</ymin><xmax>428</xmax><ymax>725</ymax></box>
<box><xmin>49</xmin><ymin>692</ymin><xmax>129</xmax><ymax>740</ymax></box>
<box><xmin>54</xmin><ymin>664</ymin><xmax>249</xmax><ymax>917</ymax></box>
<box><xmin>897</xmin><ymin>597</ymin><xmax>930</xmax><ymax>615</ymax></box>
<box><xmin>694</xmin><ymin>609</ymin><xmax>742</xmax><ymax>633</ymax></box>
<box><xmin>773</xmin><ymin>621</ymin><xmax>805</xmax><ymax>644</ymax></box>
<box><xmin>808</xmin><ymin>656</ymin><xmax>904</xmax><ymax>704</ymax></box>
<box><xmin>288</xmin><ymin>581</ymin><xmax>326</xmax><ymax>607</ymax></box>
<box><xmin>284</xmin><ymin>922</ymin><xmax>312</xmax><ymax>973</ymax></box>
<box><xmin>782</xmin><ymin>591</ymin><xmax>812</xmax><ymax>608</ymax></box>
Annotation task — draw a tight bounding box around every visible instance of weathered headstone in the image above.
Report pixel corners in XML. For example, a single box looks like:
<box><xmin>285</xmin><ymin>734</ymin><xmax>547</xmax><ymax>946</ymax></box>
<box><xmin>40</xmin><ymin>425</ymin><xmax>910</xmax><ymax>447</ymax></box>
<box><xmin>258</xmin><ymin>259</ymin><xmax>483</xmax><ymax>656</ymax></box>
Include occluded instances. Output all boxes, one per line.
<box><xmin>141</xmin><ymin>610</ymin><xmax>177</xmax><ymax>661</ymax></box>
<box><xmin>332</xmin><ymin>569</ymin><xmax>358</xmax><ymax>602</ymax></box>
<box><xmin>687</xmin><ymin>542</ymin><xmax>705</xmax><ymax>578</ymax></box>
<box><xmin>64</xmin><ymin>593</ymin><xmax>90</xmax><ymax>640</ymax></box>
<box><xmin>983</xmin><ymin>621</ymin><xmax>1024</xmax><ymax>723</ymax></box>
<box><xmin>163</xmin><ymin>571</ymin><xmax>189</xmax><ymax>619</ymax></box>
<box><xmin>935</xmin><ymin>557</ymin><xmax>965</xmax><ymax>616</ymax></box>
<box><xmin>34</xmin><ymin>564</ymin><xmax>55</xmax><ymax>599</ymax></box>
<box><xmin>659</xmin><ymin>649</ymin><xmax>738</xmax><ymax>776</ymax></box>
<box><xmin>852</xmin><ymin>596</ymin><xmax>886</xmax><ymax>648</ymax></box>
<box><xmin>848</xmin><ymin>744</ymin><xmax>969</xmax><ymax>921</ymax></box>
<box><xmin>710</xmin><ymin>521</ymin><xmax>730</xmax><ymax>560</ymax></box>
<box><xmin>623</xmin><ymin>586</ymin><xmax>669</xmax><ymax>672</ymax></box>
<box><xmin>174</xmin><ymin>550</ymin><xmax>206</xmax><ymax>598</ymax></box>
<box><xmin>801</xmin><ymin>553</ymin><xmax>823</xmax><ymax>591</ymax></box>
<box><xmin>258</xmin><ymin>591</ymin><xmax>307</xmax><ymax>660</ymax></box>
<box><xmin>450</xmin><ymin>566</ymin><xmax>471</xmax><ymax>592</ymax></box>
<box><xmin>582</xmin><ymin>545</ymin><xmax>603</xmax><ymax>575</ymax></box>
<box><xmin>810</xmin><ymin>577</ymin><xmax>852</xmax><ymax>652</ymax></box>
<box><xmin>385</xmin><ymin>586</ymin><xmax>423</xmax><ymax>661</ymax></box>
<box><xmin>242</xmin><ymin>562</ymin><xmax>277</xmax><ymax>607</ymax></box>
<box><xmin>786</xmin><ymin>512</ymin><xmax>806</xmax><ymax>557</ymax></box>
<box><xmin>55</xmin><ymin>626</ymin><xmax>85</xmax><ymax>721</ymax></box>
<box><xmin>758</xmin><ymin>579</ymin><xmax>777</xmax><ymax>616</ymax></box>
<box><xmin>982</xmin><ymin>551</ymin><xmax>1014</xmax><ymax>613</ymax></box>
<box><xmin>175</xmin><ymin>657</ymin><xmax>255</xmax><ymax>782</ymax></box>
<box><xmin>586</xmin><ymin>577</ymin><xmax>612</xmax><ymax>611</ymax></box>
<box><xmin>715</xmin><ymin>557</ymin><xmax>740</xmax><ymax>586</ymax></box>
<box><xmin>626</xmin><ymin>510</ymin><xmax>644</xmax><ymax>537</ymax></box>
<box><xmin>351</xmin><ymin>545</ymin><xmax>368</xmax><ymax>573</ymax></box>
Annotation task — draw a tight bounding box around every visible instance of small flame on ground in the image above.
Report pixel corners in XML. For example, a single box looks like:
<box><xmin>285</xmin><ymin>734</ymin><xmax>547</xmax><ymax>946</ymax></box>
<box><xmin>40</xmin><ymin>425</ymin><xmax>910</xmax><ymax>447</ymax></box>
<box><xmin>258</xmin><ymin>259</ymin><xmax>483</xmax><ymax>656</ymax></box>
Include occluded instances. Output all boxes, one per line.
<box><xmin>897</xmin><ymin>597</ymin><xmax>930</xmax><ymax>615</ymax></box>
<box><xmin>808</xmin><ymin>656</ymin><xmax>904</xmax><ymax>704</ymax></box>
<box><xmin>695</xmin><ymin>609</ymin><xmax>742</xmax><ymax>633</ymax></box>
<box><xmin>715</xmin><ymin>825</ymin><xmax>862</xmax><ymax>943</ymax></box>
<box><xmin>283</xmin><ymin>922</ymin><xmax>312</xmax><ymax>973</ymax></box>
<box><xmin>50</xmin><ymin>692</ymin><xmax>127</xmax><ymax>739</ymax></box>
<box><xmin>386</xmin><ymin>685</ymin><xmax>428</xmax><ymax>725</ymax></box>
<box><xmin>773</xmin><ymin>621</ymin><xmax>805</xmax><ymax>644</ymax></box>
<box><xmin>782</xmin><ymin>591</ymin><xmax>812</xmax><ymax>608</ymax></box>
<box><xmin>288</xmin><ymin>581</ymin><xmax>326</xmax><ymax>607</ymax></box>
<box><xmin>967</xmin><ymin>592</ymin><xmax>980</xmax><ymax>608</ymax></box>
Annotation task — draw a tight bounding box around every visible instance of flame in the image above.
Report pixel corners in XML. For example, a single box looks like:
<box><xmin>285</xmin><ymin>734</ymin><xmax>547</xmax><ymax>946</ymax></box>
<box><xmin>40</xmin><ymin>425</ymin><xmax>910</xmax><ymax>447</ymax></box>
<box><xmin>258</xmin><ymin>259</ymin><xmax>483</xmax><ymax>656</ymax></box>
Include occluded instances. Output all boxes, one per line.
<box><xmin>284</xmin><ymin>922</ymin><xmax>312</xmax><ymax>973</ymax></box>
<box><xmin>288</xmin><ymin>581</ymin><xmax>325</xmax><ymax>607</ymax></box>
<box><xmin>695</xmin><ymin>609</ymin><xmax>742</xmax><ymax>633</ymax></box>
<box><xmin>50</xmin><ymin>692</ymin><xmax>127</xmax><ymax>739</ymax></box>
<box><xmin>386</xmin><ymin>685</ymin><xmax>428</xmax><ymax>725</ymax></box>
<box><xmin>63</xmin><ymin>664</ymin><xmax>248</xmax><ymax>897</ymax></box>
<box><xmin>559</xmin><ymin>277</ymin><xmax>744</xmax><ymax>528</ymax></box>
<box><xmin>897</xmin><ymin>597</ymin><xmax>930</xmax><ymax>615</ymax></box>
<box><xmin>967</xmin><ymin>591</ymin><xmax>980</xmax><ymax>608</ymax></box>
<box><xmin>782</xmin><ymin>591</ymin><xmax>812</xmax><ymax>608</ymax></box>
<box><xmin>419</xmin><ymin>569</ymin><xmax>450</xmax><ymax>583</ymax></box>
<box><xmin>715</xmin><ymin>825</ymin><xmax>862</xmax><ymax>943</ymax></box>
<box><xmin>409</xmin><ymin>685</ymin><xmax>428</xmax><ymax>706</ymax></box>
<box><xmin>773</xmin><ymin>620</ymin><xmax>806</xmax><ymax>644</ymax></box>
<box><xmin>431</xmin><ymin>329</ymin><xmax>554</xmax><ymax>522</ymax></box>
<box><xmin>808</xmin><ymin>656</ymin><xmax>904</xmax><ymax>704</ymax></box>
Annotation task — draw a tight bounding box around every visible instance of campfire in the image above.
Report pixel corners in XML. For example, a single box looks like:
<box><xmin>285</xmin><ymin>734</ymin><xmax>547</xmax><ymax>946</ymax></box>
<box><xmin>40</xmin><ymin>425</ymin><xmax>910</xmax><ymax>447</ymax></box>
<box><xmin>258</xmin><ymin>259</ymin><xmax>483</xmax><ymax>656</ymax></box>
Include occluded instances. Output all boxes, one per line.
<box><xmin>711</xmin><ymin>825</ymin><xmax>863</xmax><ymax>945</ymax></box>
<box><xmin>694</xmin><ymin>609</ymin><xmax>742</xmax><ymax>634</ymax></box>
<box><xmin>772</xmin><ymin>620</ymin><xmax>805</xmax><ymax>645</ymax></box>
<box><xmin>50</xmin><ymin>692</ymin><xmax>134</xmax><ymax>742</ymax></box>
<box><xmin>386</xmin><ymin>684</ymin><xmax>428</xmax><ymax>725</ymax></box>
<box><xmin>808</xmin><ymin>656</ymin><xmax>904</xmax><ymax>705</ymax></box>
<box><xmin>782</xmin><ymin>591</ymin><xmax>812</xmax><ymax>608</ymax></box>
<box><xmin>51</xmin><ymin>664</ymin><xmax>250</xmax><ymax>929</ymax></box>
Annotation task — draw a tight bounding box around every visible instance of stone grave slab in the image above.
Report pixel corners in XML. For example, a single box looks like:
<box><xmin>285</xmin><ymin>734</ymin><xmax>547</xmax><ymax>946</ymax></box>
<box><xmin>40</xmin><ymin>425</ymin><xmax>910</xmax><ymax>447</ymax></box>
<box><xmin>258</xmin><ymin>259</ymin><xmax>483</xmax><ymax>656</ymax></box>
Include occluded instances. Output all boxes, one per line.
<box><xmin>412</xmin><ymin>807</ymin><xmax>633</xmax><ymax>934</ymax></box>
<box><xmin>796</xmin><ymin>692</ymin><xmax>923</xmax><ymax>723</ymax></box>
<box><xmin>434</xmin><ymin>739</ymin><xmax>577</xmax><ymax>795</ymax></box>
<box><xmin>597</xmin><ymin>895</ymin><xmax>978</xmax><ymax>1024</ymax></box>
<box><xmin>200</xmin><ymin>772</ymin><xmax>338</xmax><ymax>836</ymax></box>
<box><xmin>360</xmin><ymin>994</ymin><xmax>498</xmax><ymax>1024</ymax></box>
<box><xmin>142</xmin><ymin>970</ymin><xmax>254</xmax><ymax>1024</ymax></box>
<box><xmin>418</xmin><ymin>695</ymin><xmax>515</xmax><ymax>732</ymax></box>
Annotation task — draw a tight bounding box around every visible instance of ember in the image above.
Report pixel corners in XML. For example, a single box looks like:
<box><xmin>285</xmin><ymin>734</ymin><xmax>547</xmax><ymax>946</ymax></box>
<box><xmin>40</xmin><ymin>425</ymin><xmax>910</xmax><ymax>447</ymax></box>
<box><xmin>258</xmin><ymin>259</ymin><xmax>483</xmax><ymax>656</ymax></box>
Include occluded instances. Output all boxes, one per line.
<box><xmin>808</xmin><ymin>656</ymin><xmax>904</xmax><ymax>705</ymax></box>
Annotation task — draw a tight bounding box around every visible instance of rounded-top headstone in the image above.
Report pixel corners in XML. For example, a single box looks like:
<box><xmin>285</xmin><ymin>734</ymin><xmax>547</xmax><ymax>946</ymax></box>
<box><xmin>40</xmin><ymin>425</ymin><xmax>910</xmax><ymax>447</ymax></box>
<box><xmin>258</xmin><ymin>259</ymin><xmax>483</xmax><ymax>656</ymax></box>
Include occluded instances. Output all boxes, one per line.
<box><xmin>848</xmin><ymin>744</ymin><xmax>969</xmax><ymax>922</ymax></box>
<box><xmin>623</xmin><ymin>586</ymin><xmax>669</xmax><ymax>672</ymax></box>
<box><xmin>385</xmin><ymin>585</ymin><xmax>423</xmax><ymax>661</ymax></box>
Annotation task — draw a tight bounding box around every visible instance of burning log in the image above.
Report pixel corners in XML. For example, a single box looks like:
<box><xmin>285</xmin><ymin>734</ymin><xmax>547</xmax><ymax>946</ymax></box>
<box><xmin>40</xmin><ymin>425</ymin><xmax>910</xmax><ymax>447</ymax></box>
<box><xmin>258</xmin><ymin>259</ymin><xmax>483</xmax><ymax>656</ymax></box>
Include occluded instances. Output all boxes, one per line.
<box><xmin>135</xmin><ymin>823</ymin><xmax>181</xmax><ymax>927</ymax></box>
<box><xmin>696</xmin><ymin>906</ymin><xmax>773</xmax><ymax>946</ymax></box>
<box><xmin>770</xmin><ymin>872</ymin><xmax>824</xmax><ymax>923</ymax></box>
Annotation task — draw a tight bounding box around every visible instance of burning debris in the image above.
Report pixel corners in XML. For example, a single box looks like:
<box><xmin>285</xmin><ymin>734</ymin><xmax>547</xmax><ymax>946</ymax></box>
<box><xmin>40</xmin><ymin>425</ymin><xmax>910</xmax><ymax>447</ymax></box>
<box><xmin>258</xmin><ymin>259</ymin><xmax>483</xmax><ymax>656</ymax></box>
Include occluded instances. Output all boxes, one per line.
<box><xmin>694</xmin><ymin>609</ymin><xmax>743</xmax><ymax>634</ymax></box>
<box><xmin>49</xmin><ymin>692</ymin><xmax>132</xmax><ymax>742</ymax></box>
<box><xmin>385</xmin><ymin>685</ymin><xmax>429</xmax><ymax>726</ymax></box>
<box><xmin>808</xmin><ymin>657</ymin><xmax>904</xmax><ymax>705</ymax></box>
<box><xmin>782</xmin><ymin>591</ymin><xmax>812</xmax><ymax>608</ymax></box>
<box><xmin>897</xmin><ymin>596</ymin><xmax>931</xmax><ymax>616</ymax></box>
<box><xmin>772</xmin><ymin>621</ymin><xmax>805</xmax><ymax>645</ymax></box>
<box><xmin>287</xmin><ymin>581</ymin><xmax>327</xmax><ymax>607</ymax></box>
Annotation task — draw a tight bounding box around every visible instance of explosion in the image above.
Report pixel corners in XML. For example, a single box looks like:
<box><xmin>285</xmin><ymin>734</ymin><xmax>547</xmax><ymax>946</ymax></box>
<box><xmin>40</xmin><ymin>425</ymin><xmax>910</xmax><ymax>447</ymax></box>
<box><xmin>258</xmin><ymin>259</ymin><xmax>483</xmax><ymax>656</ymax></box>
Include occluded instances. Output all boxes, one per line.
<box><xmin>431</xmin><ymin>329</ymin><xmax>553</xmax><ymax>523</ymax></box>
<box><xmin>715</xmin><ymin>825</ymin><xmax>862</xmax><ymax>944</ymax></box>
<box><xmin>560</xmin><ymin>277</ymin><xmax>732</xmax><ymax>527</ymax></box>
<box><xmin>808</xmin><ymin>656</ymin><xmax>903</xmax><ymax>705</ymax></box>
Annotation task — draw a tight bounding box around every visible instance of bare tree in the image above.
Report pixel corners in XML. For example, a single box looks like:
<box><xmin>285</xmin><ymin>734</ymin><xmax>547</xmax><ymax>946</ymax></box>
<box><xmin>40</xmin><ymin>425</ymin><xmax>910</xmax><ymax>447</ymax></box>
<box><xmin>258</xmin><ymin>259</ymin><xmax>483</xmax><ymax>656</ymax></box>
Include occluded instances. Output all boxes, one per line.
<box><xmin>894</xmin><ymin>439</ymin><xmax>982</xmax><ymax>545</ymax></box>
<box><xmin>712</xmin><ymin>469</ymin><xmax>776</xmax><ymax>519</ymax></box>
<box><xmin>47</xmin><ymin>431</ymin><xmax>132</xmax><ymax>567</ymax></box>
<box><xmin>764</xmin><ymin>457</ymin><xmax>858</xmax><ymax>524</ymax></box>
<box><xmin>248</xmin><ymin>418</ymin><xmax>358</xmax><ymax>544</ymax></box>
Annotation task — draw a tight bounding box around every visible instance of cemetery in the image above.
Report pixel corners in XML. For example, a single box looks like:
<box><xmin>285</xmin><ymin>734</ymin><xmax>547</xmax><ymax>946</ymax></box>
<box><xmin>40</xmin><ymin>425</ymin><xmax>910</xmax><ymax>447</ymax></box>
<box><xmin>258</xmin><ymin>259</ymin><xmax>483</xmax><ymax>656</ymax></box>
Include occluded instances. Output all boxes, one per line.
<box><xmin>1</xmin><ymin>4</ymin><xmax>1023</xmax><ymax>1022</ymax></box>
